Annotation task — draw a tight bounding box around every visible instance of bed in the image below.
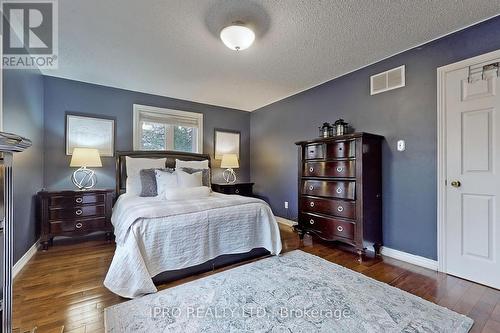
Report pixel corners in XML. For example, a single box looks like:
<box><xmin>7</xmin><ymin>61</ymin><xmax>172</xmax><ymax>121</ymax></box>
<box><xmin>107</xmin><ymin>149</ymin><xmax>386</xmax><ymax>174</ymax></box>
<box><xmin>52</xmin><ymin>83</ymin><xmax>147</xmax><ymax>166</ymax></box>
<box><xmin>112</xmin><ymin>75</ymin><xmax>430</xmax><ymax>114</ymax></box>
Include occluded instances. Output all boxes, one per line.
<box><xmin>104</xmin><ymin>151</ymin><xmax>282</xmax><ymax>298</ymax></box>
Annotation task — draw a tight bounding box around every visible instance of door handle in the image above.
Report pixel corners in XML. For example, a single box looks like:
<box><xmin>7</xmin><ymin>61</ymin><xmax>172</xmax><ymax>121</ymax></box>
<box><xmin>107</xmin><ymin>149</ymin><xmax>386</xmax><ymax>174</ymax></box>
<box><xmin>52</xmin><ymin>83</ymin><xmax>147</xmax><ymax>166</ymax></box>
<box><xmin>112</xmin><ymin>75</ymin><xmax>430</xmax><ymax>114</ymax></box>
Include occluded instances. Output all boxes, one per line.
<box><xmin>450</xmin><ymin>180</ymin><xmax>461</xmax><ymax>188</ymax></box>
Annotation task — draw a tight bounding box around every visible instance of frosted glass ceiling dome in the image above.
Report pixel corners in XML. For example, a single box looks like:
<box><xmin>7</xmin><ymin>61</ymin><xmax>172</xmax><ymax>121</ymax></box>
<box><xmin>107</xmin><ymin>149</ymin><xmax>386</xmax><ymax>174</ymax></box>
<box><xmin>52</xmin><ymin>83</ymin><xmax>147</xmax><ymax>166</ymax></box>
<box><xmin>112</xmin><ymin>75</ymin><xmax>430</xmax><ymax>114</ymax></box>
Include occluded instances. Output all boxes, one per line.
<box><xmin>220</xmin><ymin>24</ymin><xmax>255</xmax><ymax>51</ymax></box>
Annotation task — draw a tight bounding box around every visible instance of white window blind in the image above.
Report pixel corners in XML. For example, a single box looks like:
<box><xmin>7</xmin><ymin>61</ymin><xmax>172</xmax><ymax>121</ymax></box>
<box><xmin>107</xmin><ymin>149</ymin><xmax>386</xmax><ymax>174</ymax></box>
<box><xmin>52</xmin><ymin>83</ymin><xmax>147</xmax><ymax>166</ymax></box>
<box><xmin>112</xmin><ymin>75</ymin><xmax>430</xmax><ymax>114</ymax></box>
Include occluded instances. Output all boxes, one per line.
<box><xmin>133</xmin><ymin>104</ymin><xmax>203</xmax><ymax>153</ymax></box>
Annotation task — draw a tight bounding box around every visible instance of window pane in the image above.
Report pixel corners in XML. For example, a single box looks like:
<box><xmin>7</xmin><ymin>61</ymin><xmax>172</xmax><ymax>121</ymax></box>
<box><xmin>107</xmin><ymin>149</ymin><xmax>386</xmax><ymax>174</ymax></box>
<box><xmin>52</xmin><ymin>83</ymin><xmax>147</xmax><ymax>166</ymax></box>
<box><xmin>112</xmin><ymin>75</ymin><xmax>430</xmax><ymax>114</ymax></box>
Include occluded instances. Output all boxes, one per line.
<box><xmin>174</xmin><ymin>126</ymin><xmax>196</xmax><ymax>152</ymax></box>
<box><xmin>141</xmin><ymin>122</ymin><xmax>166</xmax><ymax>150</ymax></box>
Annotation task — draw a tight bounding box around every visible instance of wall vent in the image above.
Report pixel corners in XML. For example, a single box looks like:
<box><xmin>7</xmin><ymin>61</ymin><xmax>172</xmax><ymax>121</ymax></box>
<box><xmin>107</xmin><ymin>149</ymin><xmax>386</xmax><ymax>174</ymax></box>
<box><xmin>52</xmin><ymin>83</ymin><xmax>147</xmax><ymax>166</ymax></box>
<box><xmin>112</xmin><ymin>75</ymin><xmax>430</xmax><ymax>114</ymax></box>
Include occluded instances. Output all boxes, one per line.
<box><xmin>370</xmin><ymin>65</ymin><xmax>405</xmax><ymax>95</ymax></box>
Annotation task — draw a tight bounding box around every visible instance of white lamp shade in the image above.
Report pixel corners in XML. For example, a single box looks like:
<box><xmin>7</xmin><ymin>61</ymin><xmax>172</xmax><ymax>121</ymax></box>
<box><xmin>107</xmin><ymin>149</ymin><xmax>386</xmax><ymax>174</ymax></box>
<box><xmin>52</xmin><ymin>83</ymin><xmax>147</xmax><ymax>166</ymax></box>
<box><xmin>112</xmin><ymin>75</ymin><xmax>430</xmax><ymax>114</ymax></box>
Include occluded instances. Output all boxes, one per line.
<box><xmin>70</xmin><ymin>148</ymin><xmax>102</xmax><ymax>167</ymax></box>
<box><xmin>220</xmin><ymin>25</ymin><xmax>255</xmax><ymax>51</ymax></box>
<box><xmin>220</xmin><ymin>154</ymin><xmax>239</xmax><ymax>168</ymax></box>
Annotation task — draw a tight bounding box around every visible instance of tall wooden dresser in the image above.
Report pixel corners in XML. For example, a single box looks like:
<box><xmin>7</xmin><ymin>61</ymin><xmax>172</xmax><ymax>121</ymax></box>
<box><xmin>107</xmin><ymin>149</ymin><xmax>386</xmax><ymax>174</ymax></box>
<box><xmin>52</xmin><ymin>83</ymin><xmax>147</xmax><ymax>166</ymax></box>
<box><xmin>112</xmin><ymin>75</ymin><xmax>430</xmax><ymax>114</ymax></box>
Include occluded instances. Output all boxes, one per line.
<box><xmin>295</xmin><ymin>132</ymin><xmax>383</xmax><ymax>260</ymax></box>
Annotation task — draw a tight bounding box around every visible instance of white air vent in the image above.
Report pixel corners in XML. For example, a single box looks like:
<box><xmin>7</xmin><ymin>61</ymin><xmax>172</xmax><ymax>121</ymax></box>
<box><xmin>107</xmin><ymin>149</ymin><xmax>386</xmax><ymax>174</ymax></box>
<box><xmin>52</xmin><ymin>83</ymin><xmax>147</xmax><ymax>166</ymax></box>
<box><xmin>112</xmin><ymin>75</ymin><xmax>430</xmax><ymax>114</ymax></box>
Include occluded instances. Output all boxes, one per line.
<box><xmin>370</xmin><ymin>65</ymin><xmax>405</xmax><ymax>95</ymax></box>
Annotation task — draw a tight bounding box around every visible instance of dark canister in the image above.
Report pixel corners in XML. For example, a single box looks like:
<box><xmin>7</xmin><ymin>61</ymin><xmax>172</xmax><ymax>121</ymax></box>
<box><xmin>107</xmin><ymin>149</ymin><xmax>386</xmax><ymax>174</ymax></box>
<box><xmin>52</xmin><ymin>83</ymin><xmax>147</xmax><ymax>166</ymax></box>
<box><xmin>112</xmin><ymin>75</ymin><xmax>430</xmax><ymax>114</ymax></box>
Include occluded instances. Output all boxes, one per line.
<box><xmin>333</xmin><ymin>119</ymin><xmax>348</xmax><ymax>136</ymax></box>
<box><xmin>319</xmin><ymin>122</ymin><xmax>333</xmax><ymax>138</ymax></box>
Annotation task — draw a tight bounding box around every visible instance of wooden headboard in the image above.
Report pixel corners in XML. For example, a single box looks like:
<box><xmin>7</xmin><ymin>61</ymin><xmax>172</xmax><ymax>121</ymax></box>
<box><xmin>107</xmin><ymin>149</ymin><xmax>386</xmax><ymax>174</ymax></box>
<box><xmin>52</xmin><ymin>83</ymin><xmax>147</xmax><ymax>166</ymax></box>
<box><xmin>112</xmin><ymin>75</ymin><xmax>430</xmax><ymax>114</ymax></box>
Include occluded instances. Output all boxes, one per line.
<box><xmin>115</xmin><ymin>150</ymin><xmax>211</xmax><ymax>196</ymax></box>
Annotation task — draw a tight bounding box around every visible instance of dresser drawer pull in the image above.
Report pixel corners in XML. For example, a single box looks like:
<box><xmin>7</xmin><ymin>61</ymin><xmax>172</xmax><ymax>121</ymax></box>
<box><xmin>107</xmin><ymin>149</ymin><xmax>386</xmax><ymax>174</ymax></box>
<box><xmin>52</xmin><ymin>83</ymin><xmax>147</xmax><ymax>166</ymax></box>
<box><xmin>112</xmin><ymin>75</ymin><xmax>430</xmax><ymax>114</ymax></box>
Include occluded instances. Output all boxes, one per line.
<box><xmin>337</xmin><ymin>226</ymin><xmax>343</xmax><ymax>232</ymax></box>
<box><xmin>235</xmin><ymin>189</ymin><xmax>240</xmax><ymax>194</ymax></box>
<box><xmin>336</xmin><ymin>187</ymin><xmax>343</xmax><ymax>194</ymax></box>
<box><xmin>309</xmin><ymin>185</ymin><xmax>314</xmax><ymax>191</ymax></box>
<box><xmin>309</xmin><ymin>219</ymin><xmax>315</xmax><ymax>225</ymax></box>
<box><xmin>75</xmin><ymin>223</ymin><xmax>83</xmax><ymax>229</ymax></box>
<box><xmin>337</xmin><ymin>206</ymin><xmax>344</xmax><ymax>212</ymax></box>
<box><xmin>309</xmin><ymin>167</ymin><xmax>314</xmax><ymax>172</ymax></box>
<box><xmin>75</xmin><ymin>197</ymin><xmax>83</xmax><ymax>204</ymax></box>
<box><xmin>309</xmin><ymin>202</ymin><xmax>315</xmax><ymax>207</ymax></box>
<box><xmin>336</xmin><ymin>167</ymin><xmax>343</xmax><ymax>173</ymax></box>
<box><xmin>75</xmin><ymin>209</ymin><xmax>83</xmax><ymax>216</ymax></box>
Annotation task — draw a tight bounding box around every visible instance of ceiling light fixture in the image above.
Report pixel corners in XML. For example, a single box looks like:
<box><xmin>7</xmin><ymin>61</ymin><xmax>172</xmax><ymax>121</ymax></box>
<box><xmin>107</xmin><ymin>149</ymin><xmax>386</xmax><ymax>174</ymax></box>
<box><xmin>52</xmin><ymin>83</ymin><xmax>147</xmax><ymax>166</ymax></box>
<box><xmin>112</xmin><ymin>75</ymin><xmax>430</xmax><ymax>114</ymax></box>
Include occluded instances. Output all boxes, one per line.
<box><xmin>220</xmin><ymin>23</ymin><xmax>255</xmax><ymax>51</ymax></box>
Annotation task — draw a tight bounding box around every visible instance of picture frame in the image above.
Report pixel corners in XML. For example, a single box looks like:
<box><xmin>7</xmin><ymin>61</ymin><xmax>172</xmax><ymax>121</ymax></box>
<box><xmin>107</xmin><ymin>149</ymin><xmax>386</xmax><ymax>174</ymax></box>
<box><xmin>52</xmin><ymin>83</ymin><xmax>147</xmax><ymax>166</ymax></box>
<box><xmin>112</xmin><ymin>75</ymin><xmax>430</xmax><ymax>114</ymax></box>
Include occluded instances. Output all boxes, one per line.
<box><xmin>214</xmin><ymin>129</ymin><xmax>240</xmax><ymax>160</ymax></box>
<box><xmin>66</xmin><ymin>113</ymin><xmax>115</xmax><ymax>156</ymax></box>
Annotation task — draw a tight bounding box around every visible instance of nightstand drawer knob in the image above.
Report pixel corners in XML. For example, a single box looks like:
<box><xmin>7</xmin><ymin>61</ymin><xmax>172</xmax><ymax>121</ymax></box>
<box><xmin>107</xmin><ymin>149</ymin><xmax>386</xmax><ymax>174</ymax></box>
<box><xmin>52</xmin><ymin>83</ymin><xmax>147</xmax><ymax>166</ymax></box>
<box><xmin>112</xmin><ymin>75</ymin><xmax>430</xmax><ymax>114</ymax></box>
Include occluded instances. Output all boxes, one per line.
<box><xmin>310</xmin><ymin>202</ymin><xmax>315</xmax><ymax>207</ymax></box>
<box><xmin>309</xmin><ymin>185</ymin><xmax>314</xmax><ymax>191</ymax></box>
<box><xmin>235</xmin><ymin>189</ymin><xmax>240</xmax><ymax>194</ymax></box>
<box><xmin>337</xmin><ymin>206</ymin><xmax>344</xmax><ymax>212</ymax></box>
<box><xmin>75</xmin><ymin>223</ymin><xmax>83</xmax><ymax>229</ymax></box>
<box><xmin>75</xmin><ymin>197</ymin><xmax>83</xmax><ymax>204</ymax></box>
<box><xmin>336</xmin><ymin>187</ymin><xmax>343</xmax><ymax>194</ymax></box>
<box><xmin>309</xmin><ymin>219</ymin><xmax>315</xmax><ymax>225</ymax></box>
<box><xmin>309</xmin><ymin>167</ymin><xmax>314</xmax><ymax>172</ymax></box>
<box><xmin>336</xmin><ymin>167</ymin><xmax>343</xmax><ymax>173</ymax></box>
<box><xmin>337</xmin><ymin>226</ymin><xmax>343</xmax><ymax>232</ymax></box>
<box><xmin>75</xmin><ymin>209</ymin><xmax>83</xmax><ymax>216</ymax></box>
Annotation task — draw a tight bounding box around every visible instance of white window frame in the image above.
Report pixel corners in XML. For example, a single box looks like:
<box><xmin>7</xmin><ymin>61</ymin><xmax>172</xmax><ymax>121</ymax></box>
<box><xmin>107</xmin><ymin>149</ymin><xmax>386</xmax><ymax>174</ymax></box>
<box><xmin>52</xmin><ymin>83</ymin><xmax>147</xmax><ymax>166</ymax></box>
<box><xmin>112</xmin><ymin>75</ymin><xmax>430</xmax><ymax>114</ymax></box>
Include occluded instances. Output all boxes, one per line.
<box><xmin>133</xmin><ymin>104</ymin><xmax>203</xmax><ymax>153</ymax></box>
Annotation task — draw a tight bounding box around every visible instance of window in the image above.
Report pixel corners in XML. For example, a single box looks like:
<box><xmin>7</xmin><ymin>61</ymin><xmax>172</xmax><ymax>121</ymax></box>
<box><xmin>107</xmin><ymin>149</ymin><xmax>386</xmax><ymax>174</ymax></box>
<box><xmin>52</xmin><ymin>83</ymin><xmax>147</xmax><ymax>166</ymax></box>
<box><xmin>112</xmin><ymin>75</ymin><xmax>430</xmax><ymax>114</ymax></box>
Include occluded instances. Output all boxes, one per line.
<box><xmin>133</xmin><ymin>104</ymin><xmax>203</xmax><ymax>153</ymax></box>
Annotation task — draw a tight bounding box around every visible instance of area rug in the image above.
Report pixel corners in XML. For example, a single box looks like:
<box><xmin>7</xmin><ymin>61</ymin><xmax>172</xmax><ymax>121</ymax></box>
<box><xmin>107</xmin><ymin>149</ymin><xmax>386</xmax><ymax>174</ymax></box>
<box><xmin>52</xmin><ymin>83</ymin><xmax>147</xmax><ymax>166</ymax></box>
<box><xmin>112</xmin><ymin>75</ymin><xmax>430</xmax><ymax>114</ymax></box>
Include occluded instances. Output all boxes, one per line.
<box><xmin>104</xmin><ymin>250</ymin><xmax>473</xmax><ymax>332</ymax></box>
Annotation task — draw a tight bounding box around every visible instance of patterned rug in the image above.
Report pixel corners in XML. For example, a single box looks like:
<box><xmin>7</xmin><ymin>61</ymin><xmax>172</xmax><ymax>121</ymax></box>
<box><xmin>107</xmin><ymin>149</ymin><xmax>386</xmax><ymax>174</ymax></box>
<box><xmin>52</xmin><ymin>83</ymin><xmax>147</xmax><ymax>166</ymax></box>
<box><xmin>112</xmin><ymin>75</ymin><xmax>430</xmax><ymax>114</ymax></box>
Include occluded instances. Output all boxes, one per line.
<box><xmin>105</xmin><ymin>250</ymin><xmax>473</xmax><ymax>332</ymax></box>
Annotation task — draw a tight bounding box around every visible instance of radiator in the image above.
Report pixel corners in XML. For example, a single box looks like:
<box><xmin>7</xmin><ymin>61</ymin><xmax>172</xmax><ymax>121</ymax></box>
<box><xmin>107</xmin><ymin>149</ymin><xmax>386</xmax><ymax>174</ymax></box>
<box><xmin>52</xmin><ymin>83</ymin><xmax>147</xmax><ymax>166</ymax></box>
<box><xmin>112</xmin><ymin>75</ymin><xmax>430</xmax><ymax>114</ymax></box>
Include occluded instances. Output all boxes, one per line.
<box><xmin>0</xmin><ymin>132</ymin><xmax>32</xmax><ymax>333</ymax></box>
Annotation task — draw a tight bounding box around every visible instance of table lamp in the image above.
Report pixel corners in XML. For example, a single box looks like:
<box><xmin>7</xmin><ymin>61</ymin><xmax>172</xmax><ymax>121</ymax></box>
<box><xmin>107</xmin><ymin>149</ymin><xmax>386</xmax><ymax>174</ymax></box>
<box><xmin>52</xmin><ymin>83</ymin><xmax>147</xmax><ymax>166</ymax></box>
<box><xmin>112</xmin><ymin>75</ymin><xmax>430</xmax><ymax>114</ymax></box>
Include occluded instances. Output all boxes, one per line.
<box><xmin>70</xmin><ymin>148</ymin><xmax>102</xmax><ymax>190</ymax></box>
<box><xmin>221</xmin><ymin>154</ymin><xmax>239</xmax><ymax>184</ymax></box>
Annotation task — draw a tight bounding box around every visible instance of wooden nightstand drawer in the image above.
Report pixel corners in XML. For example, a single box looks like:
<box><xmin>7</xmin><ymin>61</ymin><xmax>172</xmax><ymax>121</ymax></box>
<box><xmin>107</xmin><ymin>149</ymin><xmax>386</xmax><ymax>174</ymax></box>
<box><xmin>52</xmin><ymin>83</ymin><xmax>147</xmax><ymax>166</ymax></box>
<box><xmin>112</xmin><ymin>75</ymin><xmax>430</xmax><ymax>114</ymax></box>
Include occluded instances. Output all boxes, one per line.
<box><xmin>50</xmin><ymin>193</ymin><xmax>105</xmax><ymax>207</ymax></box>
<box><xmin>50</xmin><ymin>217</ymin><xmax>107</xmax><ymax>234</ymax></box>
<box><xmin>49</xmin><ymin>204</ymin><xmax>105</xmax><ymax>221</ymax></box>
<box><xmin>211</xmin><ymin>182</ymin><xmax>254</xmax><ymax>197</ymax></box>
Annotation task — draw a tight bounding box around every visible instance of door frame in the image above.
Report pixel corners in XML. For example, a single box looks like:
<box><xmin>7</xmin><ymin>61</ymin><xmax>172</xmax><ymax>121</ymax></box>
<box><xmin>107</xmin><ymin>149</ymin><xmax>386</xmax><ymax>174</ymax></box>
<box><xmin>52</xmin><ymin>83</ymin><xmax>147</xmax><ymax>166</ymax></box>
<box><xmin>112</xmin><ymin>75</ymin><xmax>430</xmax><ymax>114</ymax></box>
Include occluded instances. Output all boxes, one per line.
<box><xmin>437</xmin><ymin>48</ymin><xmax>500</xmax><ymax>273</ymax></box>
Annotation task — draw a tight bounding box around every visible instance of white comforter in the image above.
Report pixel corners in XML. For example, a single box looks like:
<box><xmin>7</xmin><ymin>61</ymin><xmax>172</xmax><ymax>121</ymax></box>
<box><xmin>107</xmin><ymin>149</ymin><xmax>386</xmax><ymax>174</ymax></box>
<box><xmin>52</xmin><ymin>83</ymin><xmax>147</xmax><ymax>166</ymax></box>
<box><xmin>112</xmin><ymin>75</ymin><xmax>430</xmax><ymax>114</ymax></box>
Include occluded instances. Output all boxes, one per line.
<box><xmin>104</xmin><ymin>192</ymin><xmax>282</xmax><ymax>298</ymax></box>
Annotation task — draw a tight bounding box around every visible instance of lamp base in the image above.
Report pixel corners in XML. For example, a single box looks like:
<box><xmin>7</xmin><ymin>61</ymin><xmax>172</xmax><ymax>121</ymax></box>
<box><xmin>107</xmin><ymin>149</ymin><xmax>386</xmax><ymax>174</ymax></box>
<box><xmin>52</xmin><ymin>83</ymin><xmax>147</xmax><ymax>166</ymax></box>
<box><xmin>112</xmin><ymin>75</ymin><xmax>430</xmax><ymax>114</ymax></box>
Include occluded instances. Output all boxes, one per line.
<box><xmin>223</xmin><ymin>168</ymin><xmax>237</xmax><ymax>184</ymax></box>
<box><xmin>72</xmin><ymin>167</ymin><xmax>97</xmax><ymax>190</ymax></box>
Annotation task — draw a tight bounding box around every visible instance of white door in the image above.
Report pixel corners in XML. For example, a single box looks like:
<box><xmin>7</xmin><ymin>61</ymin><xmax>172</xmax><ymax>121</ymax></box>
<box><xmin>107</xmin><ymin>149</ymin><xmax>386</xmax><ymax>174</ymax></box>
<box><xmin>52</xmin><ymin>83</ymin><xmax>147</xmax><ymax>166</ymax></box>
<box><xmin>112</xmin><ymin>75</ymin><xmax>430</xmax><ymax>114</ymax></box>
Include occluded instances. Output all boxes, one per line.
<box><xmin>445</xmin><ymin>57</ymin><xmax>500</xmax><ymax>289</ymax></box>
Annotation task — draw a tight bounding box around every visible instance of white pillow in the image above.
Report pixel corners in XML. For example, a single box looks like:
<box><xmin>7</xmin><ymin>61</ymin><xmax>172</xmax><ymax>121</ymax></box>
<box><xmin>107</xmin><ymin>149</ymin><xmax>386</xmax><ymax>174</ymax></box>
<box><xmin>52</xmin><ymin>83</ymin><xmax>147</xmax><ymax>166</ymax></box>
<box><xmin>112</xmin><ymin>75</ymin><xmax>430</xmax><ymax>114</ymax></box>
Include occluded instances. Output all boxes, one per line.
<box><xmin>177</xmin><ymin>169</ymin><xmax>203</xmax><ymax>187</ymax></box>
<box><xmin>165</xmin><ymin>186</ymin><xmax>211</xmax><ymax>201</ymax></box>
<box><xmin>175</xmin><ymin>159</ymin><xmax>209</xmax><ymax>170</ymax></box>
<box><xmin>126</xmin><ymin>157</ymin><xmax>166</xmax><ymax>194</ymax></box>
<box><xmin>155</xmin><ymin>169</ymin><xmax>178</xmax><ymax>196</ymax></box>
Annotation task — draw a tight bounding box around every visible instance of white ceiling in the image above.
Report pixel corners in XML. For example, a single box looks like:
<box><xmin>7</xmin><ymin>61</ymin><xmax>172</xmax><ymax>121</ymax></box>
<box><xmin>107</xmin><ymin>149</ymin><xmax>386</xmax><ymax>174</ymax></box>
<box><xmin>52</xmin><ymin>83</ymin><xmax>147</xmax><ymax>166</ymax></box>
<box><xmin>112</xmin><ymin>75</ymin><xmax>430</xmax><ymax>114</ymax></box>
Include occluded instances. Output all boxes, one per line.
<box><xmin>44</xmin><ymin>1</ymin><xmax>500</xmax><ymax>111</ymax></box>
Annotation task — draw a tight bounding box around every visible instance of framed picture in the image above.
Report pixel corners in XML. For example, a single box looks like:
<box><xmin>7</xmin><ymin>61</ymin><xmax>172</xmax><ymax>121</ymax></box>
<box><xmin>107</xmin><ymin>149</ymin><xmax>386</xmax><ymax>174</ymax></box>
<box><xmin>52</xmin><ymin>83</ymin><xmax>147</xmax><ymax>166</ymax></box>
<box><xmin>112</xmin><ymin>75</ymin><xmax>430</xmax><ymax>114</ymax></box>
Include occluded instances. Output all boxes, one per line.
<box><xmin>66</xmin><ymin>113</ymin><xmax>115</xmax><ymax>156</ymax></box>
<box><xmin>214</xmin><ymin>129</ymin><xmax>240</xmax><ymax>160</ymax></box>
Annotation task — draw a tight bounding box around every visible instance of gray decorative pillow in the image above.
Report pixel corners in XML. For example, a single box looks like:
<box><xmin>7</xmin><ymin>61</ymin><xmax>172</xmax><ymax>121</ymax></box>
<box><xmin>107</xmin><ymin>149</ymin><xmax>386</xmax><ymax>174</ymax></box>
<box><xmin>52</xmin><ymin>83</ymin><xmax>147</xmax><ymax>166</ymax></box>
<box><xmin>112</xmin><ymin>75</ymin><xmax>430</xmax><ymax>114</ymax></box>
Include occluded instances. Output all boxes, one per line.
<box><xmin>180</xmin><ymin>167</ymin><xmax>211</xmax><ymax>187</ymax></box>
<box><xmin>140</xmin><ymin>168</ymin><xmax>174</xmax><ymax>197</ymax></box>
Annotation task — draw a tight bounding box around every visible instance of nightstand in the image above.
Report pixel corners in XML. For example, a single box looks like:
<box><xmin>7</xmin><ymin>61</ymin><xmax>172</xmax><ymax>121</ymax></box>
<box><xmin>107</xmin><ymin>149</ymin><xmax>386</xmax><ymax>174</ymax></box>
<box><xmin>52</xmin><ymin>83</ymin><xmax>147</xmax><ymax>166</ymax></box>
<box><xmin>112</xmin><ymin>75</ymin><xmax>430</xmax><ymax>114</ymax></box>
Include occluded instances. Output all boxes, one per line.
<box><xmin>37</xmin><ymin>189</ymin><xmax>114</xmax><ymax>250</ymax></box>
<box><xmin>211</xmin><ymin>182</ymin><xmax>254</xmax><ymax>197</ymax></box>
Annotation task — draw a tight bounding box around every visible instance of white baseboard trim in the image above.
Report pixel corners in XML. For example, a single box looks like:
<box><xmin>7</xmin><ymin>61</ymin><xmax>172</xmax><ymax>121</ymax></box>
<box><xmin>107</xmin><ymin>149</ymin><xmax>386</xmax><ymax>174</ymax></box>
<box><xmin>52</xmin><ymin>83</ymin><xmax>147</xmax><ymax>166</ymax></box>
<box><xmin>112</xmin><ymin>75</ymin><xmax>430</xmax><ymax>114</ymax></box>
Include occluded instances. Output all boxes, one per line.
<box><xmin>275</xmin><ymin>216</ymin><xmax>298</xmax><ymax>227</ymax></box>
<box><xmin>381</xmin><ymin>246</ymin><xmax>438</xmax><ymax>271</ymax></box>
<box><xmin>13</xmin><ymin>240</ymin><xmax>39</xmax><ymax>279</ymax></box>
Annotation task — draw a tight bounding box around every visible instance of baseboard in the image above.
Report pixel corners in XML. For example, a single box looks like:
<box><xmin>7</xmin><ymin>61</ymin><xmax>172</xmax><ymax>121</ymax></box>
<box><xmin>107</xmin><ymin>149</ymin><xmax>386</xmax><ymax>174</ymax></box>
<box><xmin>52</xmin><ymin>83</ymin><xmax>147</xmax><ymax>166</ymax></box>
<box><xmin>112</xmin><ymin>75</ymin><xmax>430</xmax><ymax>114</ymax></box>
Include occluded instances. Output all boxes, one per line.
<box><xmin>275</xmin><ymin>216</ymin><xmax>298</xmax><ymax>227</ymax></box>
<box><xmin>13</xmin><ymin>240</ymin><xmax>39</xmax><ymax>279</ymax></box>
<box><xmin>380</xmin><ymin>246</ymin><xmax>438</xmax><ymax>271</ymax></box>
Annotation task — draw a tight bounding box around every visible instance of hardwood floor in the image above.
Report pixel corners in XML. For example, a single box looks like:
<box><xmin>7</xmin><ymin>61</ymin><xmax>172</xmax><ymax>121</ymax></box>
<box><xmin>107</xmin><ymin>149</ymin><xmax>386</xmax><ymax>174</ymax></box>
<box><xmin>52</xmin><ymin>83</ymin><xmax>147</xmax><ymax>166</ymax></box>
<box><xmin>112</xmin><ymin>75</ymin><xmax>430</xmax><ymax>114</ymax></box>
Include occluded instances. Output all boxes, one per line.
<box><xmin>13</xmin><ymin>225</ymin><xmax>500</xmax><ymax>333</ymax></box>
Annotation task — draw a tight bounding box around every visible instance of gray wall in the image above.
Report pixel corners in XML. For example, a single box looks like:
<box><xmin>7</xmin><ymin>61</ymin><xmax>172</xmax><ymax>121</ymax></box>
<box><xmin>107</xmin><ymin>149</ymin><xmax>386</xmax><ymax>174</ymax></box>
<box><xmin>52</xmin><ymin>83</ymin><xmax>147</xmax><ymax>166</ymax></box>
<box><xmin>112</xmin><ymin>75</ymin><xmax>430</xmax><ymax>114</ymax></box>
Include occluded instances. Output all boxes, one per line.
<box><xmin>43</xmin><ymin>76</ymin><xmax>251</xmax><ymax>190</ymax></box>
<box><xmin>3</xmin><ymin>69</ymin><xmax>44</xmax><ymax>263</ymax></box>
<box><xmin>250</xmin><ymin>16</ymin><xmax>500</xmax><ymax>260</ymax></box>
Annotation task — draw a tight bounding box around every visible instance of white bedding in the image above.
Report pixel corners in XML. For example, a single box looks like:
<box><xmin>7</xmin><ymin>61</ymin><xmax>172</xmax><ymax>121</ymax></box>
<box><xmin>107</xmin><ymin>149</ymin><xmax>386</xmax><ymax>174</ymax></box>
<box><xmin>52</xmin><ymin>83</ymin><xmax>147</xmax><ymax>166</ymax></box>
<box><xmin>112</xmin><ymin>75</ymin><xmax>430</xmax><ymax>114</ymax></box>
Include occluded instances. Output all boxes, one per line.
<box><xmin>104</xmin><ymin>192</ymin><xmax>282</xmax><ymax>298</ymax></box>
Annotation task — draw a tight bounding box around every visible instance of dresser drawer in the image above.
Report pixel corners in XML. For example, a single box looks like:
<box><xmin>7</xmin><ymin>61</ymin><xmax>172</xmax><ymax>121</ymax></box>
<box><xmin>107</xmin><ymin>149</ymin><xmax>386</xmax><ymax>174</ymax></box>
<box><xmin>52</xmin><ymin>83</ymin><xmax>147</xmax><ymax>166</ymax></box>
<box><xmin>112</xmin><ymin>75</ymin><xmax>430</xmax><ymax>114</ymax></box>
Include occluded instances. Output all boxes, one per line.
<box><xmin>300</xmin><ymin>213</ymin><xmax>354</xmax><ymax>240</ymax></box>
<box><xmin>50</xmin><ymin>193</ymin><xmax>105</xmax><ymax>207</ymax></box>
<box><xmin>301</xmin><ymin>180</ymin><xmax>355</xmax><ymax>200</ymax></box>
<box><xmin>303</xmin><ymin>160</ymin><xmax>355</xmax><ymax>178</ymax></box>
<box><xmin>49</xmin><ymin>217</ymin><xmax>107</xmax><ymax>234</ymax></box>
<box><xmin>326</xmin><ymin>140</ymin><xmax>355</xmax><ymax>159</ymax></box>
<box><xmin>305</xmin><ymin>143</ymin><xmax>325</xmax><ymax>160</ymax></box>
<box><xmin>300</xmin><ymin>196</ymin><xmax>356</xmax><ymax>219</ymax></box>
<box><xmin>49</xmin><ymin>204</ymin><xmax>105</xmax><ymax>221</ymax></box>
